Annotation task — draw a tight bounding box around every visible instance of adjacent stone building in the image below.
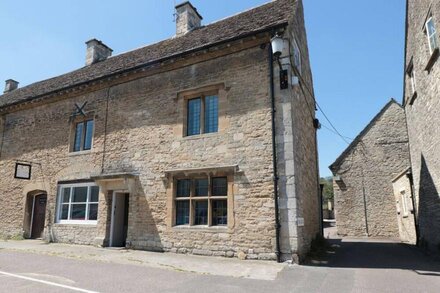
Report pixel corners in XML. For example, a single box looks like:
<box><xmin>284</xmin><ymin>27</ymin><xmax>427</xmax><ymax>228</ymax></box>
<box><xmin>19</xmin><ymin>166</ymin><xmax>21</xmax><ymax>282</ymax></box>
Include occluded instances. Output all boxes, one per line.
<box><xmin>0</xmin><ymin>0</ymin><xmax>320</xmax><ymax>262</ymax></box>
<box><xmin>403</xmin><ymin>0</ymin><xmax>440</xmax><ymax>251</ymax></box>
<box><xmin>330</xmin><ymin>100</ymin><xmax>414</xmax><ymax>240</ymax></box>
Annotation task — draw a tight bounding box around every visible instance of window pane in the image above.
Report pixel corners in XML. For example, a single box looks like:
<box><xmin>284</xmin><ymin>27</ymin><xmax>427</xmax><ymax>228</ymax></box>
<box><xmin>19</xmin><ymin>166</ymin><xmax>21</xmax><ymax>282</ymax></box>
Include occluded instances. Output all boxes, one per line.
<box><xmin>204</xmin><ymin>95</ymin><xmax>218</xmax><ymax>133</ymax></box>
<box><xmin>212</xmin><ymin>177</ymin><xmax>228</xmax><ymax>196</ymax></box>
<box><xmin>195</xmin><ymin>179</ymin><xmax>208</xmax><ymax>197</ymax></box>
<box><xmin>187</xmin><ymin>98</ymin><xmax>201</xmax><ymax>136</ymax></box>
<box><xmin>74</xmin><ymin>122</ymin><xmax>84</xmax><ymax>152</ymax></box>
<box><xmin>83</xmin><ymin>120</ymin><xmax>94</xmax><ymax>150</ymax></box>
<box><xmin>430</xmin><ymin>35</ymin><xmax>438</xmax><ymax>51</ymax></box>
<box><xmin>72</xmin><ymin>187</ymin><xmax>88</xmax><ymax>202</ymax></box>
<box><xmin>194</xmin><ymin>200</ymin><xmax>208</xmax><ymax>225</ymax></box>
<box><xmin>88</xmin><ymin>204</ymin><xmax>98</xmax><ymax>221</ymax></box>
<box><xmin>90</xmin><ymin>186</ymin><xmax>99</xmax><ymax>202</ymax></box>
<box><xmin>176</xmin><ymin>179</ymin><xmax>191</xmax><ymax>197</ymax></box>
<box><xmin>62</xmin><ymin>188</ymin><xmax>71</xmax><ymax>203</ymax></box>
<box><xmin>212</xmin><ymin>200</ymin><xmax>227</xmax><ymax>226</ymax></box>
<box><xmin>176</xmin><ymin>200</ymin><xmax>190</xmax><ymax>225</ymax></box>
<box><xmin>427</xmin><ymin>19</ymin><xmax>436</xmax><ymax>36</ymax></box>
<box><xmin>61</xmin><ymin>204</ymin><xmax>69</xmax><ymax>220</ymax></box>
<box><xmin>71</xmin><ymin>204</ymin><xmax>86</xmax><ymax>220</ymax></box>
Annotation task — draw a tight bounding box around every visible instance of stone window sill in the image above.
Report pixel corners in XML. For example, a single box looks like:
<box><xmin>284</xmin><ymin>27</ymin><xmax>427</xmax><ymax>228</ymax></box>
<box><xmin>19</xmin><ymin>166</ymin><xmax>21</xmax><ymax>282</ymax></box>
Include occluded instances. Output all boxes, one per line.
<box><xmin>172</xmin><ymin>225</ymin><xmax>229</xmax><ymax>233</ymax></box>
<box><xmin>68</xmin><ymin>150</ymin><xmax>94</xmax><ymax>157</ymax></box>
<box><xmin>181</xmin><ymin>132</ymin><xmax>220</xmax><ymax>141</ymax></box>
<box><xmin>54</xmin><ymin>222</ymin><xmax>97</xmax><ymax>226</ymax></box>
<box><xmin>425</xmin><ymin>47</ymin><xmax>439</xmax><ymax>72</ymax></box>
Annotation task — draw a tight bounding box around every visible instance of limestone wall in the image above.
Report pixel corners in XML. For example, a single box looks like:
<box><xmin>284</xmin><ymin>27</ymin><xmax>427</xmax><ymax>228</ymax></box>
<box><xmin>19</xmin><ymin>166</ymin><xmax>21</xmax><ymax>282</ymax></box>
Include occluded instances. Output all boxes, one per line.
<box><xmin>392</xmin><ymin>170</ymin><xmax>417</xmax><ymax>244</ymax></box>
<box><xmin>0</xmin><ymin>45</ymin><xmax>278</xmax><ymax>259</ymax></box>
<box><xmin>332</xmin><ymin>102</ymin><xmax>409</xmax><ymax>238</ymax></box>
<box><xmin>404</xmin><ymin>0</ymin><xmax>440</xmax><ymax>251</ymax></box>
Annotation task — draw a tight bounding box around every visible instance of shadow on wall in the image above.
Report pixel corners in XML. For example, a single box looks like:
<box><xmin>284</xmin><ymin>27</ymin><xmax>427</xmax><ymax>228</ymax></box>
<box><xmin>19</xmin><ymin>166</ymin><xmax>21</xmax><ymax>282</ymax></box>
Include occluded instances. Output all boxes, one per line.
<box><xmin>126</xmin><ymin>178</ymin><xmax>162</xmax><ymax>252</ymax></box>
<box><xmin>417</xmin><ymin>155</ymin><xmax>440</xmax><ymax>252</ymax></box>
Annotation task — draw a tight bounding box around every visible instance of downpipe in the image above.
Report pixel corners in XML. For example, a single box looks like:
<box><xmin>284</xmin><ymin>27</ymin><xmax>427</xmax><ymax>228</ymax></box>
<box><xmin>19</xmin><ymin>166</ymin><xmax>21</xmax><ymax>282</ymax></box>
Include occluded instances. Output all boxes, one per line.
<box><xmin>268</xmin><ymin>44</ymin><xmax>282</xmax><ymax>263</ymax></box>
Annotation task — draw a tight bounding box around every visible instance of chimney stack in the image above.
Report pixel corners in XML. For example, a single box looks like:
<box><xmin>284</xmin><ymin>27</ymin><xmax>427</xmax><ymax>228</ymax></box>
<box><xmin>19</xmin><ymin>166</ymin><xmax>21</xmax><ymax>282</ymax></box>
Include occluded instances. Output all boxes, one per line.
<box><xmin>175</xmin><ymin>1</ymin><xmax>203</xmax><ymax>37</ymax></box>
<box><xmin>4</xmin><ymin>79</ymin><xmax>19</xmax><ymax>93</ymax></box>
<box><xmin>85</xmin><ymin>39</ymin><xmax>113</xmax><ymax>66</ymax></box>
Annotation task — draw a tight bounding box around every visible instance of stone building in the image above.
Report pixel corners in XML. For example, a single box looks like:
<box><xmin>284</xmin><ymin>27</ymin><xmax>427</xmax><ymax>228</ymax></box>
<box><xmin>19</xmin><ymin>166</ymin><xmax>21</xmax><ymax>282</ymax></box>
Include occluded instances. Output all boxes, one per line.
<box><xmin>330</xmin><ymin>100</ymin><xmax>415</xmax><ymax>241</ymax></box>
<box><xmin>403</xmin><ymin>0</ymin><xmax>440</xmax><ymax>251</ymax></box>
<box><xmin>0</xmin><ymin>0</ymin><xmax>320</xmax><ymax>262</ymax></box>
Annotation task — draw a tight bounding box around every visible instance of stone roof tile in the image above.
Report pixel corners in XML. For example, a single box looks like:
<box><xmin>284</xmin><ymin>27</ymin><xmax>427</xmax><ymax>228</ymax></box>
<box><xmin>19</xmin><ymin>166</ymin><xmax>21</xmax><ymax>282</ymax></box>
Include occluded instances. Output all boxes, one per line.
<box><xmin>0</xmin><ymin>0</ymin><xmax>293</xmax><ymax>109</ymax></box>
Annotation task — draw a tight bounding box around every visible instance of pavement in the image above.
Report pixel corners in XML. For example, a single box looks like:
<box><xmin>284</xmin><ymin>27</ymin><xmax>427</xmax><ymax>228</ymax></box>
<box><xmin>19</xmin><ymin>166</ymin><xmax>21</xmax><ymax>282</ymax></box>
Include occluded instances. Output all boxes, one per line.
<box><xmin>1</xmin><ymin>226</ymin><xmax>440</xmax><ymax>292</ymax></box>
<box><xmin>0</xmin><ymin>240</ymin><xmax>283</xmax><ymax>281</ymax></box>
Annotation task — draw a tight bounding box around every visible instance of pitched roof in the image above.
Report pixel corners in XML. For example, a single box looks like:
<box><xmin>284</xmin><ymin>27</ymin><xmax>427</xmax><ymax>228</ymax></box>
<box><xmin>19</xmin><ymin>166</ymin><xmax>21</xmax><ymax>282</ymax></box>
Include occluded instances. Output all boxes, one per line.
<box><xmin>0</xmin><ymin>0</ymin><xmax>293</xmax><ymax>109</ymax></box>
<box><xmin>329</xmin><ymin>99</ymin><xmax>402</xmax><ymax>173</ymax></box>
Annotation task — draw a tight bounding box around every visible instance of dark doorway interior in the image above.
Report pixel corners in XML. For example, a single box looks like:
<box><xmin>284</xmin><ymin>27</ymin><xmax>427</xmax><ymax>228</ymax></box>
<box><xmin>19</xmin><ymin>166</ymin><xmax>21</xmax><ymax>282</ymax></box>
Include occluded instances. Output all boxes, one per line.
<box><xmin>31</xmin><ymin>194</ymin><xmax>47</xmax><ymax>239</ymax></box>
<box><xmin>111</xmin><ymin>193</ymin><xmax>129</xmax><ymax>247</ymax></box>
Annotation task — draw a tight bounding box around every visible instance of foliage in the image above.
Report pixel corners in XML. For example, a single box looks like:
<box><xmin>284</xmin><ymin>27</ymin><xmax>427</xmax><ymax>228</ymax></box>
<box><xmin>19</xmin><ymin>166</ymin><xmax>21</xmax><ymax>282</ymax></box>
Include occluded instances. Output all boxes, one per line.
<box><xmin>320</xmin><ymin>176</ymin><xmax>334</xmax><ymax>201</ymax></box>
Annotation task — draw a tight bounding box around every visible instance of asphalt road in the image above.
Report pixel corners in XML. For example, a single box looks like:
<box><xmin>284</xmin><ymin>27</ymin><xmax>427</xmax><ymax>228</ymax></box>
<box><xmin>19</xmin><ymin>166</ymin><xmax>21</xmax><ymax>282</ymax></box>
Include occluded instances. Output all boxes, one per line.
<box><xmin>1</xmin><ymin>237</ymin><xmax>440</xmax><ymax>292</ymax></box>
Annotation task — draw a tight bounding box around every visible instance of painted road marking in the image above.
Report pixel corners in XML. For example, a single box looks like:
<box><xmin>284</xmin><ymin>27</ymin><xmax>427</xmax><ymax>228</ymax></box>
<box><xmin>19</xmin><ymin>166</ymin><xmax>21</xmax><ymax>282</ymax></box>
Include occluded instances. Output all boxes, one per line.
<box><xmin>0</xmin><ymin>270</ymin><xmax>99</xmax><ymax>293</ymax></box>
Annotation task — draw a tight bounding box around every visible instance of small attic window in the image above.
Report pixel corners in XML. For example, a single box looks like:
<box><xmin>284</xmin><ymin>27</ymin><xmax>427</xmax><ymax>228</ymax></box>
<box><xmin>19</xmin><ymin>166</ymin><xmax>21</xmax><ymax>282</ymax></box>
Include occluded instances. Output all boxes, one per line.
<box><xmin>425</xmin><ymin>17</ymin><xmax>439</xmax><ymax>55</ymax></box>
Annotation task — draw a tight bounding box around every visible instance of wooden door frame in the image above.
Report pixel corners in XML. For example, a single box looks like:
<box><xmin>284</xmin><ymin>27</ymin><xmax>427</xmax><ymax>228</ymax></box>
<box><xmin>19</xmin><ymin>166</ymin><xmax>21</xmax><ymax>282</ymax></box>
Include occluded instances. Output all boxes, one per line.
<box><xmin>30</xmin><ymin>193</ymin><xmax>47</xmax><ymax>239</ymax></box>
<box><xmin>109</xmin><ymin>190</ymin><xmax>128</xmax><ymax>247</ymax></box>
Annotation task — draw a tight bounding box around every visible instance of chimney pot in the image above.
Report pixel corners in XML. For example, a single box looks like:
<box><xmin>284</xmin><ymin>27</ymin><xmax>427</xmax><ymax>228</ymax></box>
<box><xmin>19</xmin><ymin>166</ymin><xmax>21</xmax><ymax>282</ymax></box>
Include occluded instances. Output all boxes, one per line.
<box><xmin>175</xmin><ymin>1</ymin><xmax>203</xmax><ymax>37</ymax></box>
<box><xmin>85</xmin><ymin>39</ymin><xmax>113</xmax><ymax>66</ymax></box>
<box><xmin>4</xmin><ymin>79</ymin><xmax>19</xmax><ymax>93</ymax></box>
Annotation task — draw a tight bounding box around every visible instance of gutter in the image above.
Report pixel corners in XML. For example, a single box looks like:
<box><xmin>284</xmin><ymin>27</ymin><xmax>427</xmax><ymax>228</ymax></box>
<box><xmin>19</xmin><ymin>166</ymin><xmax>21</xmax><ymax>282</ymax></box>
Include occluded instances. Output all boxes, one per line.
<box><xmin>268</xmin><ymin>43</ymin><xmax>282</xmax><ymax>263</ymax></box>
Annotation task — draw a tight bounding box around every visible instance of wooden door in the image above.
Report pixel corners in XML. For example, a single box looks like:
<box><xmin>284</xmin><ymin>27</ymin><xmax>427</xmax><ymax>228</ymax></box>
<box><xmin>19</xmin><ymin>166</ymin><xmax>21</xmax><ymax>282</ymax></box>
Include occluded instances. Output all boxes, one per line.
<box><xmin>31</xmin><ymin>194</ymin><xmax>47</xmax><ymax>239</ymax></box>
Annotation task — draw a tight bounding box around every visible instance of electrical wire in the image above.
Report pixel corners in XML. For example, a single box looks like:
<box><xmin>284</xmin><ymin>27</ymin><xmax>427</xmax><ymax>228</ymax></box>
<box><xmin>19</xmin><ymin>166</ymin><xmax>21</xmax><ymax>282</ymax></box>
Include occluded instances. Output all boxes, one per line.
<box><xmin>321</xmin><ymin>123</ymin><xmax>354</xmax><ymax>141</ymax></box>
<box><xmin>290</xmin><ymin>63</ymin><xmax>352</xmax><ymax>145</ymax></box>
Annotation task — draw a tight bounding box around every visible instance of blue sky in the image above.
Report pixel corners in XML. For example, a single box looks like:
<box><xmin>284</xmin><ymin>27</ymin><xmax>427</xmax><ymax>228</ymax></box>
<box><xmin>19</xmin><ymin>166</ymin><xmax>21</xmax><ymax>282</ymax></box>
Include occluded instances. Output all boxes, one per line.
<box><xmin>0</xmin><ymin>0</ymin><xmax>405</xmax><ymax>177</ymax></box>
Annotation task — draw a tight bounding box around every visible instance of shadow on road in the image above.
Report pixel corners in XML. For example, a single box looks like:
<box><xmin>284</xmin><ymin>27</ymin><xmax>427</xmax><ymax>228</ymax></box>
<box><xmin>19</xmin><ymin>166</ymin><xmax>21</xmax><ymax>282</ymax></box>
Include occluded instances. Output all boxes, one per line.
<box><xmin>306</xmin><ymin>223</ymin><xmax>440</xmax><ymax>275</ymax></box>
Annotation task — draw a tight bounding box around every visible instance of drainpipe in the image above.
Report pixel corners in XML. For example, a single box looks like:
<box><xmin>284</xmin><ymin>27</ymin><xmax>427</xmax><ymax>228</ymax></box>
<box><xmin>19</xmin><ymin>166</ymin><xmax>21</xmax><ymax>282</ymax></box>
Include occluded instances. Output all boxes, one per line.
<box><xmin>268</xmin><ymin>43</ymin><xmax>282</xmax><ymax>263</ymax></box>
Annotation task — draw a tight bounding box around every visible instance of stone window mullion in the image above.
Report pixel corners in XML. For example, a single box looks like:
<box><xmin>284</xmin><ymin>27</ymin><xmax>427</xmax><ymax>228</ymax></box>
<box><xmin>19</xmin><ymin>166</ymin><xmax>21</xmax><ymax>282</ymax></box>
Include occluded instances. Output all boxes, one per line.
<box><xmin>207</xmin><ymin>173</ymin><xmax>212</xmax><ymax>227</ymax></box>
<box><xmin>190</xmin><ymin>179</ymin><xmax>195</xmax><ymax>226</ymax></box>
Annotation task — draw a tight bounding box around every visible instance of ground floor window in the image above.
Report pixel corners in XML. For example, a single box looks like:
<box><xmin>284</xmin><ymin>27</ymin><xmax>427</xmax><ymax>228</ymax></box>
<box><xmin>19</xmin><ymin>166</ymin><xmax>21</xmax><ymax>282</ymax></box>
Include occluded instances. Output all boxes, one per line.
<box><xmin>56</xmin><ymin>183</ymin><xmax>99</xmax><ymax>224</ymax></box>
<box><xmin>174</xmin><ymin>176</ymin><xmax>228</xmax><ymax>227</ymax></box>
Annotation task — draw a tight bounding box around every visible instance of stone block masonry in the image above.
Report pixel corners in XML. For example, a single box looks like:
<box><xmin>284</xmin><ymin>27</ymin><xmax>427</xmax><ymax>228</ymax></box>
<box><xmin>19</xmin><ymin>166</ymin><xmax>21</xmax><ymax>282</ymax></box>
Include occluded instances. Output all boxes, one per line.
<box><xmin>404</xmin><ymin>0</ymin><xmax>440</xmax><ymax>252</ymax></box>
<box><xmin>0</xmin><ymin>0</ymin><xmax>319</xmax><ymax>262</ymax></box>
<box><xmin>331</xmin><ymin>101</ymin><xmax>410</xmax><ymax>239</ymax></box>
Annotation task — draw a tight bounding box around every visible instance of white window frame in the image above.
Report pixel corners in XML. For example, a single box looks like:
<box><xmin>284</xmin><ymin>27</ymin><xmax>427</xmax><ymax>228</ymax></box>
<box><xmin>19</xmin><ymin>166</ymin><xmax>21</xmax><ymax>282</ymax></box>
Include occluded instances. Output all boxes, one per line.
<box><xmin>56</xmin><ymin>182</ymin><xmax>99</xmax><ymax>225</ymax></box>
<box><xmin>425</xmin><ymin>17</ymin><xmax>438</xmax><ymax>55</ymax></box>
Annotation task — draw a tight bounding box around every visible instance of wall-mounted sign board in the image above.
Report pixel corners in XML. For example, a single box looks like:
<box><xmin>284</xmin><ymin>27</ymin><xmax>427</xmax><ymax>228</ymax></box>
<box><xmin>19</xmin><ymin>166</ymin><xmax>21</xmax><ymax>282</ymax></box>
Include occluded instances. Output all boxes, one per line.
<box><xmin>15</xmin><ymin>163</ymin><xmax>31</xmax><ymax>180</ymax></box>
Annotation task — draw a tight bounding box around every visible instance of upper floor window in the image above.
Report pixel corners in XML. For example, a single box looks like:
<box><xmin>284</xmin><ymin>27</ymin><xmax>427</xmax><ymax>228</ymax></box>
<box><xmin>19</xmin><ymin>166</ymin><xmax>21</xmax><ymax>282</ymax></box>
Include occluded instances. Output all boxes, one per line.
<box><xmin>406</xmin><ymin>60</ymin><xmax>417</xmax><ymax>95</ymax></box>
<box><xmin>72</xmin><ymin>119</ymin><xmax>94</xmax><ymax>152</ymax></box>
<box><xmin>409</xmin><ymin>69</ymin><xmax>416</xmax><ymax>94</ymax></box>
<box><xmin>187</xmin><ymin>95</ymin><xmax>218</xmax><ymax>136</ymax></box>
<box><xmin>425</xmin><ymin>17</ymin><xmax>438</xmax><ymax>55</ymax></box>
<box><xmin>56</xmin><ymin>183</ymin><xmax>99</xmax><ymax>224</ymax></box>
<box><xmin>292</xmin><ymin>39</ymin><xmax>302</xmax><ymax>73</ymax></box>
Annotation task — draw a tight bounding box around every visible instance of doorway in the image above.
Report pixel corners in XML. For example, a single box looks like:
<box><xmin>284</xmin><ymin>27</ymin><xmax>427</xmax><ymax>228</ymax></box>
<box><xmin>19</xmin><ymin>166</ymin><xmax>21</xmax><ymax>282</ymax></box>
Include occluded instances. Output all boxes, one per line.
<box><xmin>110</xmin><ymin>192</ymin><xmax>129</xmax><ymax>247</ymax></box>
<box><xmin>31</xmin><ymin>194</ymin><xmax>47</xmax><ymax>239</ymax></box>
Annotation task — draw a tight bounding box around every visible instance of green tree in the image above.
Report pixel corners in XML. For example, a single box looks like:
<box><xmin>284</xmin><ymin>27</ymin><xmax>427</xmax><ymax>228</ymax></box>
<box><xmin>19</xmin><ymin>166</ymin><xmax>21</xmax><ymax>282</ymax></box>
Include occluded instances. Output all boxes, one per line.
<box><xmin>320</xmin><ymin>176</ymin><xmax>334</xmax><ymax>202</ymax></box>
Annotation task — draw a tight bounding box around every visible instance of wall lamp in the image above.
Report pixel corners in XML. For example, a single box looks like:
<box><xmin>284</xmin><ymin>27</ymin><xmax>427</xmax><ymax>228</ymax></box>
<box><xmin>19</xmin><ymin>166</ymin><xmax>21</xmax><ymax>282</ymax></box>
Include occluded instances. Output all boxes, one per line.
<box><xmin>271</xmin><ymin>35</ymin><xmax>285</xmax><ymax>58</ymax></box>
<box><xmin>271</xmin><ymin>34</ymin><xmax>288</xmax><ymax>89</ymax></box>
